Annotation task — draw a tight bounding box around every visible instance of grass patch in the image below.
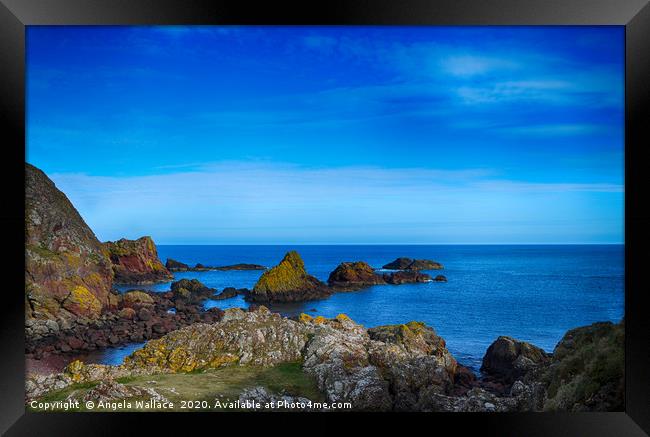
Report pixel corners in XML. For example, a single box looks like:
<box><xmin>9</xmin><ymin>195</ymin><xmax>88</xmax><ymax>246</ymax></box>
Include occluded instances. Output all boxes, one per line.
<box><xmin>30</xmin><ymin>362</ymin><xmax>324</xmax><ymax>412</ymax></box>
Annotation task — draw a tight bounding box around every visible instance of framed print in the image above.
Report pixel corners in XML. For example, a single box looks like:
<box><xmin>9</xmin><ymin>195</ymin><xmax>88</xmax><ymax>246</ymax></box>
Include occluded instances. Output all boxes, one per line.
<box><xmin>1</xmin><ymin>0</ymin><xmax>649</xmax><ymax>435</ymax></box>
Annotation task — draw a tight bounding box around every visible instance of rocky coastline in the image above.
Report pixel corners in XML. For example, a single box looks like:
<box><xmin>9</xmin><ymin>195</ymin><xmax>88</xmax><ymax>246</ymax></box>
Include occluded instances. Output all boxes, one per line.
<box><xmin>24</xmin><ymin>163</ymin><xmax>624</xmax><ymax>412</ymax></box>
<box><xmin>26</xmin><ymin>307</ymin><xmax>624</xmax><ymax>412</ymax></box>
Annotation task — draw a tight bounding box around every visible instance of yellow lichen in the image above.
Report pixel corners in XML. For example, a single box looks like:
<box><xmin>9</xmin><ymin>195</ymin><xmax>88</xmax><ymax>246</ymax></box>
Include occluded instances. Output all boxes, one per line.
<box><xmin>62</xmin><ymin>285</ymin><xmax>102</xmax><ymax>317</ymax></box>
<box><xmin>336</xmin><ymin>314</ymin><xmax>352</xmax><ymax>322</ymax></box>
<box><xmin>299</xmin><ymin>313</ymin><xmax>313</xmax><ymax>323</ymax></box>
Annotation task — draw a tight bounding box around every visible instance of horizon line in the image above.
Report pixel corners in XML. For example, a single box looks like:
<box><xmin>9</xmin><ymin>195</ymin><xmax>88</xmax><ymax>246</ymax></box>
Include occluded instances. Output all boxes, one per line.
<box><xmin>153</xmin><ymin>242</ymin><xmax>625</xmax><ymax>246</ymax></box>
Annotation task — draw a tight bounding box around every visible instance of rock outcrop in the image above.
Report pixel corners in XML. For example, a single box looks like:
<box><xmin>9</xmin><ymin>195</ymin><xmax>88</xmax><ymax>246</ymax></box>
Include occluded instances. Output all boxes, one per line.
<box><xmin>382</xmin><ymin>257</ymin><xmax>443</xmax><ymax>270</ymax></box>
<box><xmin>26</xmin><ymin>311</ymin><xmax>625</xmax><ymax>413</ymax></box>
<box><xmin>25</xmin><ymin>163</ymin><xmax>114</xmax><ymax>321</ymax></box>
<box><xmin>328</xmin><ymin>261</ymin><xmax>432</xmax><ymax>291</ymax></box>
<box><xmin>165</xmin><ymin>258</ymin><xmax>189</xmax><ymax>271</ymax></box>
<box><xmin>31</xmin><ymin>310</ymin><xmax>461</xmax><ymax>411</ymax></box>
<box><xmin>383</xmin><ymin>270</ymin><xmax>432</xmax><ymax>284</ymax></box>
<box><xmin>170</xmin><ymin>278</ymin><xmax>216</xmax><ymax>303</ymax></box>
<box><xmin>540</xmin><ymin>320</ymin><xmax>624</xmax><ymax>412</ymax></box>
<box><xmin>25</xmin><ymin>288</ymin><xmax>225</xmax><ymax>360</ymax></box>
<box><xmin>103</xmin><ymin>237</ymin><xmax>173</xmax><ymax>284</ymax></box>
<box><xmin>327</xmin><ymin>261</ymin><xmax>385</xmax><ymax>291</ymax></box>
<box><xmin>248</xmin><ymin>251</ymin><xmax>331</xmax><ymax>302</ymax></box>
<box><xmin>481</xmin><ymin>336</ymin><xmax>550</xmax><ymax>385</ymax></box>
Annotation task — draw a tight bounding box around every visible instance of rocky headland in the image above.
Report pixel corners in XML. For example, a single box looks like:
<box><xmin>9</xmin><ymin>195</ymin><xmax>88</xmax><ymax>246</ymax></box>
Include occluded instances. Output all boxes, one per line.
<box><xmin>166</xmin><ymin>258</ymin><xmax>266</xmax><ymax>272</ymax></box>
<box><xmin>26</xmin><ymin>308</ymin><xmax>624</xmax><ymax>412</ymax></box>
<box><xmin>104</xmin><ymin>237</ymin><xmax>173</xmax><ymax>284</ymax></box>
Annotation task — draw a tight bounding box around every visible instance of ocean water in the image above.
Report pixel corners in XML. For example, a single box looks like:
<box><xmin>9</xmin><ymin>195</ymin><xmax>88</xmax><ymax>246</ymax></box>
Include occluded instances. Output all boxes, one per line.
<box><xmin>112</xmin><ymin>245</ymin><xmax>624</xmax><ymax>371</ymax></box>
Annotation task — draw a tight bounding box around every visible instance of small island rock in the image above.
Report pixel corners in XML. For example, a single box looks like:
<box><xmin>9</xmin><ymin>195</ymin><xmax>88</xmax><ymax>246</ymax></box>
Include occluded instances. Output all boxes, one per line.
<box><xmin>248</xmin><ymin>251</ymin><xmax>331</xmax><ymax>302</ymax></box>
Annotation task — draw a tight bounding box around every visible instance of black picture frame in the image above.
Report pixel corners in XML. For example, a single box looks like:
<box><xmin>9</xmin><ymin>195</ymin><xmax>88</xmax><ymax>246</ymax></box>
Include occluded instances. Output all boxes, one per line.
<box><xmin>1</xmin><ymin>0</ymin><xmax>648</xmax><ymax>435</ymax></box>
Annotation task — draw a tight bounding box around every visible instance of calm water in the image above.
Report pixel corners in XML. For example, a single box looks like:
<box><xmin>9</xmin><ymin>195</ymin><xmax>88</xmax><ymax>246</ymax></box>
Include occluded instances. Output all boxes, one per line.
<box><xmin>110</xmin><ymin>245</ymin><xmax>623</xmax><ymax>371</ymax></box>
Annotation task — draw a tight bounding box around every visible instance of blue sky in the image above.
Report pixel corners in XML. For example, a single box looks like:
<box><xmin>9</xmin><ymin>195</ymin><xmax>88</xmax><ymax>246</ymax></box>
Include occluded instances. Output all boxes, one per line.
<box><xmin>26</xmin><ymin>26</ymin><xmax>624</xmax><ymax>244</ymax></box>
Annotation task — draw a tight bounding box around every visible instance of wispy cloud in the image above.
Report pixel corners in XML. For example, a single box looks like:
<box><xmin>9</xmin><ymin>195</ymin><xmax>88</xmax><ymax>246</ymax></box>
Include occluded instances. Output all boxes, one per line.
<box><xmin>49</xmin><ymin>162</ymin><xmax>623</xmax><ymax>244</ymax></box>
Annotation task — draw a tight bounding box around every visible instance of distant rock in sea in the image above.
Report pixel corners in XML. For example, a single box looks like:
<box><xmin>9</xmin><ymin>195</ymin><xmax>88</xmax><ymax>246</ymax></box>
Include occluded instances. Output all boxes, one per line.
<box><xmin>328</xmin><ymin>261</ymin><xmax>432</xmax><ymax>291</ymax></box>
<box><xmin>248</xmin><ymin>251</ymin><xmax>331</xmax><ymax>302</ymax></box>
<box><xmin>327</xmin><ymin>261</ymin><xmax>385</xmax><ymax>291</ymax></box>
<box><xmin>382</xmin><ymin>257</ymin><xmax>444</xmax><ymax>271</ymax></box>
<box><xmin>165</xmin><ymin>258</ymin><xmax>265</xmax><ymax>272</ymax></box>
<box><xmin>103</xmin><ymin>236</ymin><xmax>173</xmax><ymax>284</ymax></box>
<box><xmin>166</xmin><ymin>258</ymin><xmax>189</xmax><ymax>271</ymax></box>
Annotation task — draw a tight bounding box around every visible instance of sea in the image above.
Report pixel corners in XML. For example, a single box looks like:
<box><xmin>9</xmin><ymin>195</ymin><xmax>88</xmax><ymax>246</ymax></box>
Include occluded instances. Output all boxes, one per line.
<box><xmin>93</xmin><ymin>244</ymin><xmax>624</xmax><ymax>372</ymax></box>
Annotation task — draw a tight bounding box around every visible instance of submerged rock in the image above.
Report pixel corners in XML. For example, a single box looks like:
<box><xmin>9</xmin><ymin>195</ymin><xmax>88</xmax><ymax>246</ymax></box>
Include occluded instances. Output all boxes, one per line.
<box><xmin>103</xmin><ymin>237</ymin><xmax>173</xmax><ymax>284</ymax></box>
<box><xmin>248</xmin><ymin>251</ymin><xmax>331</xmax><ymax>302</ymax></box>
<box><xmin>25</xmin><ymin>163</ymin><xmax>114</xmax><ymax>321</ymax></box>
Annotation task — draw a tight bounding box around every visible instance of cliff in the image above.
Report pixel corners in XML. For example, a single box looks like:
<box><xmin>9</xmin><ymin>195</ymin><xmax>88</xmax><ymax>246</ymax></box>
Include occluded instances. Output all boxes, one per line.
<box><xmin>25</xmin><ymin>163</ymin><xmax>114</xmax><ymax>320</ymax></box>
<box><xmin>103</xmin><ymin>237</ymin><xmax>173</xmax><ymax>284</ymax></box>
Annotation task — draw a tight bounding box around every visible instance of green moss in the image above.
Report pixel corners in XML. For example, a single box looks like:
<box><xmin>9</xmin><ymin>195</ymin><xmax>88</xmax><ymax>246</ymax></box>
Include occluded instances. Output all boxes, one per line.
<box><xmin>543</xmin><ymin>321</ymin><xmax>624</xmax><ymax>411</ymax></box>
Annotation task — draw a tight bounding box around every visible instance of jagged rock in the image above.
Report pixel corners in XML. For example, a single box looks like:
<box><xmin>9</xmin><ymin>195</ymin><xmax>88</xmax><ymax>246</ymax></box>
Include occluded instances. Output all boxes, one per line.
<box><xmin>382</xmin><ymin>257</ymin><xmax>443</xmax><ymax>270</ymax></box>
<box><xmin>165</xmin><ymin>258</ymin><xmax>189</xmax><ymax>271</ymax></box>
<box><xmin>170</xmin><ymin>279</ymin><xmax>216</xmax><ymax>303</ymax></box>
<box><xmin>25</xmin><ymin>163</ymin><xmax>114</xmax><ymax>321</ymax></box>
<box><xmin>248</xmin><ymin>251</ymin><xmax>331</xmax><ymax>302</ymax></box>
<box><xmin>123</xmin><ymin>307</ymin><xmax>309</xmax><ymax>372</ymax></box>
<box><xmin>434</xmin><ymin>275</ymin><xmax>448</xmax><ymax>282</ymax></box>
<box><xmin>366</xmin><ymin>322</ymin><xmax>458</xmax><ymax>410</ymax></box>
<box><xmin>481</xmin><ymin>336</ymin><xmax>550</xmax><ymax>384</ymax></box>
<box><xmin>327</xmin><ymin>261</ymin><xmax>385</xmax><ymax>291</ymax></box>
<box><xmin>103</xmin><ymin>237</ymin><xmax>173</xmax><ymax>284</ymax></box>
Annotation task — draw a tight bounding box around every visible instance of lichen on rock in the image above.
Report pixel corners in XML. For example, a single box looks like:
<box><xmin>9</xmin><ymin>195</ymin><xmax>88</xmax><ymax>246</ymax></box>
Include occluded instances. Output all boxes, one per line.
<box><xmin>103</xmin><ymin>236</ymin><xmax>173</xmax><ymax>284</ymax></box>
<box><xmin>25</xmin><ymin>163</ymin><xmax>114</xmax><ymax>321</ymax></box>
<box><xmin>249</xmin><ymin>251</ymin><xmax>331</xmax><ymax>302</ymax></box>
